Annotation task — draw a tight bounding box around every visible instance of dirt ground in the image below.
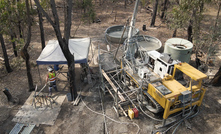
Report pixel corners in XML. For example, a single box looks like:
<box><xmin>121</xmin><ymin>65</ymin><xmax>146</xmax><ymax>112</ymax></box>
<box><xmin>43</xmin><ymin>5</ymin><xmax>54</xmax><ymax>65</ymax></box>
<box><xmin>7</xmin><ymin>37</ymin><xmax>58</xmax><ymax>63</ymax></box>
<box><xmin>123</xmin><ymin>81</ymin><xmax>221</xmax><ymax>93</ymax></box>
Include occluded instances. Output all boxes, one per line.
<box><xmin>0</xmin><ymin>1</ymin><xmax>221</xmax><ymax>134</ymax></box>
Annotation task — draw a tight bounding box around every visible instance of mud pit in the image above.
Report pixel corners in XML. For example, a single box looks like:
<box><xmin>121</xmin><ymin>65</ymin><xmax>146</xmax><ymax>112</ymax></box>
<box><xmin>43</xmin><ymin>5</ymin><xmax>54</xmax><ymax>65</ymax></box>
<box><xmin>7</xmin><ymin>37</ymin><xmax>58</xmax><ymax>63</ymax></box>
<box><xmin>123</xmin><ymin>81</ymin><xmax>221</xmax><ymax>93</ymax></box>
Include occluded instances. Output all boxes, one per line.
<box><xmin>0</xmin><ymin>1</ymin><xmax>221</xmax><ymax>134</ymax></box>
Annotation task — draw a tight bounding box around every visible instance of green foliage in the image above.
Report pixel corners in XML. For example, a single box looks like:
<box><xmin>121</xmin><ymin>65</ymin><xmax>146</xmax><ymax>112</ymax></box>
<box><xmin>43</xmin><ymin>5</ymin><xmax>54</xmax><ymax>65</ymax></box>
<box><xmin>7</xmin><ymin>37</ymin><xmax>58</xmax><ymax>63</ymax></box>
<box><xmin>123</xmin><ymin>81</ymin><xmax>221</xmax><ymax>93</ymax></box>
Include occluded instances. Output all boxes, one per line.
<box><xmin>88</xmin><ymin>8</ymin><xmax>96</xmax><ymax>22</ymax></box>
<box><xmin>0</xmin><ymin>0</ymin><xmax>27</xmax><ymax>35</ymax></box>
<box><xmin>201</xmin><ymin>24</ymin><xmax>221</xmax><ymax>49</ymax></box>
<box><xmin>166</xmin><ymin>0</ymin><xmax>206</xmax><ymax>33</ymax></box>
<box><xmin>10</xmin><ymin>38</ymin><xmax>25</xmax><ymax>51</ymax></box>
<box><xmin>40</xmin><ymin>0</ymin><xmax>50</xmax><ymax>9</ymax></box>
<box><xmin>140</xmin><ymin>0</ymin><xmax>148</xmax><ymax>7</ymax></box>
<box><xmin>75</xmin><ymin>0</ymin><xmax>96</xmax><ymax>23</ymax></box>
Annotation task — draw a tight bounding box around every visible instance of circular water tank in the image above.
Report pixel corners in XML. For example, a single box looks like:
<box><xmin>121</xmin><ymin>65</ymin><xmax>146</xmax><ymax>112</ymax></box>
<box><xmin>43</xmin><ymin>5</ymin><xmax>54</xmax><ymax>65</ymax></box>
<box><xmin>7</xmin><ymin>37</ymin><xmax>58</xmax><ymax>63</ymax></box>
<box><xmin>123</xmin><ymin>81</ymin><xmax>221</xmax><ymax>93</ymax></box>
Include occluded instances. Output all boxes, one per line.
<box><xmin>124</xmin><ymin>35</ymin><xmax>162</xmax><ymax>52</ymax></box>
<box><xmin>164</xmin><ymin>38</ymin><xmax>193</xmax><ymax>63</ymax></box>
<box><xmin>105</xmin><ymin>25</ymin><xmax>139</xmax><ymax>44</ymax></box>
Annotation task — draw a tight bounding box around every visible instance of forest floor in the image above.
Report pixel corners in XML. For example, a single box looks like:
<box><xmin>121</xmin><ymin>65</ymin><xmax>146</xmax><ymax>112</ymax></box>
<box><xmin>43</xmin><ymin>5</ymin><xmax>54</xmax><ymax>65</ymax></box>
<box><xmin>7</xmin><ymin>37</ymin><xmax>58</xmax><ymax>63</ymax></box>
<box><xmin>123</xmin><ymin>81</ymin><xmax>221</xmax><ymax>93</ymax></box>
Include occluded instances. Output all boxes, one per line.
<box><xmin>0</xmin><ymin>1</ymin><xmax>221</xmax><ymax>134</ymax></box>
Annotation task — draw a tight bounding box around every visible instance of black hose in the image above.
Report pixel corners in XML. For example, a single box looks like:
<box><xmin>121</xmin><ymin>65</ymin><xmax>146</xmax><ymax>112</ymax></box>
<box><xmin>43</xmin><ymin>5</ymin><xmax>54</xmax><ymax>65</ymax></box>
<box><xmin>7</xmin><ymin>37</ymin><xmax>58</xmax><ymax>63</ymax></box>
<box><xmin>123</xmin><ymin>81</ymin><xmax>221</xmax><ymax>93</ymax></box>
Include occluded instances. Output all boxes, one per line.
<box><xmin>162</xmin><ymin>105</ymin><xmax>197</xmax><ymax>134</ymax></box>
<box><xmin>172</xmin><ymin>106</ymin><xmax>200</xmax><ymax>134</ymax></box>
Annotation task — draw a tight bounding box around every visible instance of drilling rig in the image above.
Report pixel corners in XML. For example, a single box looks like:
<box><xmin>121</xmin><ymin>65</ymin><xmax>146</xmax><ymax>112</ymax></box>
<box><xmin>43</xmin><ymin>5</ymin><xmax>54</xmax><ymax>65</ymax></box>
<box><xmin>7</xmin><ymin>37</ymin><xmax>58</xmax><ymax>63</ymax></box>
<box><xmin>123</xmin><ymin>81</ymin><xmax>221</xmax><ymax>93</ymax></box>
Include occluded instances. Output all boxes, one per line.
<box><xmin>100</xmin><ymin>0</ymin><xmax>207</xmax><ymax>129</ymax></box>
<box><xmin>121</xmin><ymin>0</ymin><xmax>207</xmax><ymax>126</ymax></box>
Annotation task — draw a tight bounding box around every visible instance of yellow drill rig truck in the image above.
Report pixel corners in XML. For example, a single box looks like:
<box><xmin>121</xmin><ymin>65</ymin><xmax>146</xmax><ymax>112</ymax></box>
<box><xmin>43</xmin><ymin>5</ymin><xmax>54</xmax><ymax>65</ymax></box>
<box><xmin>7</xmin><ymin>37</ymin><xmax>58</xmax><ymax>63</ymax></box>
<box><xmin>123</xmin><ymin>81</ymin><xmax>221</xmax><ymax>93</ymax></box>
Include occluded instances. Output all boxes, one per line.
<box><xmin>121</xmin><ymin>50</ymin><xmax>207</xmax><ymax>126</ymax></box>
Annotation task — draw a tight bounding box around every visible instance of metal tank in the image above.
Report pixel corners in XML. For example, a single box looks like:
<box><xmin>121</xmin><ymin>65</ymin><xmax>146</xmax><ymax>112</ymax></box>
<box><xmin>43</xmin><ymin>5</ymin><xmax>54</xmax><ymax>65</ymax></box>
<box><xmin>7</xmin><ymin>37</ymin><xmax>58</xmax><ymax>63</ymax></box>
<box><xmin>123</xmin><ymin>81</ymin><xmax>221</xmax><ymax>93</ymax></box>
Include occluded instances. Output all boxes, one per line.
<box><xmin>164</xmin><ymin>38</ymin><xmax>193</xmax><ymax>63</ymax></box>
<box><xmin>105</xmin><ymin>25</ymin><xmax>139</xmax><ymax>44</ymax></box>
<box><xmin>124</xmin><ymin>35</ymin><xmax>162</xmax><ymax>52</ymax></box>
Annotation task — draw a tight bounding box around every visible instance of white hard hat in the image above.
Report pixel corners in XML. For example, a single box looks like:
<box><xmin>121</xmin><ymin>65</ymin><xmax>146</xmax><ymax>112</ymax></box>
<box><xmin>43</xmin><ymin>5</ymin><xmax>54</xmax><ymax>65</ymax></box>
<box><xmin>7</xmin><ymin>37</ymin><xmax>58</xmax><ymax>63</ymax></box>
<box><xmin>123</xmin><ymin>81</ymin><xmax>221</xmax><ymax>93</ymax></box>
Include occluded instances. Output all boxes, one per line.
<box><xmin>47</xmin><ymin>66</ymin><xmax>53</xmax><ymax>72</ymax></box>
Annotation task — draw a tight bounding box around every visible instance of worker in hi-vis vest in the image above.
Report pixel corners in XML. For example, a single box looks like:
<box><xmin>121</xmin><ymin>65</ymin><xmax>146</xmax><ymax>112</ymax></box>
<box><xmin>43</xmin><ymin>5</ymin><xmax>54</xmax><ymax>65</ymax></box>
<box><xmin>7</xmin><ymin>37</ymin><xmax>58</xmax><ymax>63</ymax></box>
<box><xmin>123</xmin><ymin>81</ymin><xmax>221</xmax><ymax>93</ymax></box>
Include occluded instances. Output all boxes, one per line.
<box><xmin>46</xmin><ymin>66</ymin><xmax>58</xmax><ymax>96</ymax></box>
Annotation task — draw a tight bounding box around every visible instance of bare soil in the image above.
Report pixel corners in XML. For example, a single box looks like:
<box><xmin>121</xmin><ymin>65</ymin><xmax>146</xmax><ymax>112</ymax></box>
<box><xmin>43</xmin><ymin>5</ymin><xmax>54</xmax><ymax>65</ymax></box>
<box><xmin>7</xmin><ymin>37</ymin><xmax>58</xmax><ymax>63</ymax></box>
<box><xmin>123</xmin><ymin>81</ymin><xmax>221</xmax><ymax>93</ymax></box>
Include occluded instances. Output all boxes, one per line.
<box><xmin>0</xmin><ymin>1</ymin><xmax>221</xmax><ymax>134</ymax></box>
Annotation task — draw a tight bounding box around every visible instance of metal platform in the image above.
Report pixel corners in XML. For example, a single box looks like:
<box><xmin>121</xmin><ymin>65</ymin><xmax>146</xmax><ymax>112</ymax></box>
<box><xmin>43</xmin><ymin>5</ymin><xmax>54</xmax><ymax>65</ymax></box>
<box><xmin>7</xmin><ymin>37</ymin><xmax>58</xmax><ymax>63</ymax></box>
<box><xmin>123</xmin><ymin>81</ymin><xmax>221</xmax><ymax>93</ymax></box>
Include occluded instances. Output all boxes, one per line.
<box><xmin>12</xmin><ymin>92</ymin><xmax>66</xmax><ymax>126</ymax></box>
<box><xmin>99</xmin><ymin>53</ymin><xmax>120</xmax><ymax>72</ymax></box>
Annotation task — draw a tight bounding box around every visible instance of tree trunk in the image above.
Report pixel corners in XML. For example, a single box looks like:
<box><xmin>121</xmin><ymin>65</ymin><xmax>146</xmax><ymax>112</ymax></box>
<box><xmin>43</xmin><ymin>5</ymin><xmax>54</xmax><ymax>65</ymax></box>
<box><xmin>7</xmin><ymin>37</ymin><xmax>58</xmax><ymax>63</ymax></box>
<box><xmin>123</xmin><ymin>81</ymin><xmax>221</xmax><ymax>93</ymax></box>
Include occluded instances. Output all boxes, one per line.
<box><xmin>187</xmin><ymin>19</ymin><xmax>193</xmax><ymax>42</ymax></box>
<box><xmin>210</xmin><ymin>66</ymin><xmax>221</xmax><ymax>86</ymax></box>
<box><xmin>150</xmin><ymin>0</ymin><xmax>158</xmax><ymax>27</ymax></box>
<box><xmin>23</xmin><ymin>0</ymin><xmax>34</xmax><ymax>92</ymax></box>
<box><xmin>11</xmin><ymin>32</ymin><xmax>18</xmax><ymax>57</ymax></box>
<box><xmin>21</xmin><ymin>48</ymin><xmax>34</xmax><ymax>91</ymax></box>
<box><xmin>62</xmin><ymin>0</ymin><xmax>78</xmax><ymax>100</ymax></box>
<box><xmin>172</xmin><ymin>29</ymin><xmax>177</xmax><ymax>37</ymax></box>
<box><xmin>0</xmin><ymin>30</ymin><xmax>13</xmax><ymax>73</ymax></box>
<box><xmin>160</xmin><ymin>0</ymin><xmax>168</xmax><ymax>19</ymax></box>
<box><xmin>68</xmin><ymin>55</ymin><xmax>78</xmax><ymax>100</ymax></box>
<box><xmin>214</xmin><ymin>2</ymin><xmax>221</xmax><ymax>32</ymax></box>
<box><xmin>200</xmin><ymin>1</ymin><xmax>204</xmax><ymax>13</ymax></box>
<box><xmin>3</xmin><ymin>88</ymin><xmax>14</xmax><ymax>103</ymax></box>
<box><xmin>37</xmin><ymin>8</ymin><xmax>45</xmax><ymax>50</ymax></box>
<box><xmin>18</xmin><ymin>21</ymin><xmax>23</xmax><ymax>38</ymax></box>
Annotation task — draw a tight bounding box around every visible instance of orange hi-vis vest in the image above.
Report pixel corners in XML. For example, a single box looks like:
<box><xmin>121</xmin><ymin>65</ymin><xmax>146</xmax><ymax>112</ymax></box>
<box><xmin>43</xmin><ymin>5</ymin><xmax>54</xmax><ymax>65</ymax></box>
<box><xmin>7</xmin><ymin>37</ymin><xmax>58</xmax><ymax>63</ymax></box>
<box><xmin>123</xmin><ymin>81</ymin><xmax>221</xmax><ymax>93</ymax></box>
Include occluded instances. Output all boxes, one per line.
<box><xmin>48</xmin><ymin>72</ymin><xmax>56</xmax><ymax>82</ymax></box>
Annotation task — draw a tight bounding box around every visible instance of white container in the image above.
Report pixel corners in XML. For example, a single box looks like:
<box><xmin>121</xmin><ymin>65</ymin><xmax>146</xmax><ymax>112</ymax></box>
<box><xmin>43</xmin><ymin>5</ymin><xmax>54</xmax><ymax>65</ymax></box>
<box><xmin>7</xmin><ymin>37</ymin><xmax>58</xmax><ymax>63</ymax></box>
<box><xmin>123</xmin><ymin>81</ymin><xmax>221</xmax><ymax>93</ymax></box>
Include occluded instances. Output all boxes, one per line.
<box><xmin>164</xmin><ymin>38</ymin><xmax>193</xmax><ymax>63</ymax></box>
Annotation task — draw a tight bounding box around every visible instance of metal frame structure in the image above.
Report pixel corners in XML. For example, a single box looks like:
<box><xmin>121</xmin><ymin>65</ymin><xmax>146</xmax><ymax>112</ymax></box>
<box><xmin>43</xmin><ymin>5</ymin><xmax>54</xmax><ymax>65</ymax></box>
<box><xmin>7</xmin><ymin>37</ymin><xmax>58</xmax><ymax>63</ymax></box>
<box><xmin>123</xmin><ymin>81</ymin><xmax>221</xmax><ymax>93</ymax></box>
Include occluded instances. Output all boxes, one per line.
<box><xmin>99</xmin><ymin>46</ymin><xmax>141</xmax><ymax>117</ymax></box>
<box><xmin>32</xmin><ymin>84</ymin><xmax>54</xmax><ymax>109</ymax></box>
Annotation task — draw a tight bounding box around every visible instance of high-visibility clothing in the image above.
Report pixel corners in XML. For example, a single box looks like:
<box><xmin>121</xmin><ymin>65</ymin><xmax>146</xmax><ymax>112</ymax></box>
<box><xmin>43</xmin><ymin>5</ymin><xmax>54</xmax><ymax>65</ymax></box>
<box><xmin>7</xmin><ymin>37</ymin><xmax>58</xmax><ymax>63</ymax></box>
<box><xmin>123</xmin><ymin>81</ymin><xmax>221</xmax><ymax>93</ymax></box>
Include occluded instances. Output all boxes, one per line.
<box><xmin>48</xmin><ymin>72</ymin><xmax>56</xmax><ymax>82</ymax></box>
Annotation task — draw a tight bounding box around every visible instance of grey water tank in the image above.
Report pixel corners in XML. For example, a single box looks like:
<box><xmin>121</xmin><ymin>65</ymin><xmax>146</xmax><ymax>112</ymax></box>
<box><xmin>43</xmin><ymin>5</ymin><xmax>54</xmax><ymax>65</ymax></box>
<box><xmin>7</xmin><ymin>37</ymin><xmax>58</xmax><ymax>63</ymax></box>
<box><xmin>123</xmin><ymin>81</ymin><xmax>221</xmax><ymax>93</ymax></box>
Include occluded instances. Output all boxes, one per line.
<box><xmin>124</xmin><ymin>35</ymin><xmax>162</xmax><ymax>52</ymax></box>
<box><xmin>164</xmin><ymin>38</ymin><xmax>193</xmax><ymax>63</ymax></box>
<box><xmin>105</xmin><ymin>25</ymin><xmax>139</xmax><ymax>44</ymax></box>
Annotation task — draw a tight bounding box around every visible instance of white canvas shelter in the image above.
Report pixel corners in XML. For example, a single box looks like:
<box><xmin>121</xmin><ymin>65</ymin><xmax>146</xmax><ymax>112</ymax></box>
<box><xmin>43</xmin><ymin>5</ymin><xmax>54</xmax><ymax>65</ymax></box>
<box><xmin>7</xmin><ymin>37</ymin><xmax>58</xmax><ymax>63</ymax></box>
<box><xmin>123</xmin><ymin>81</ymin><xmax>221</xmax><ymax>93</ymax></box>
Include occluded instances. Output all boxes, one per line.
<box><xmin>36</xmin><ymin>38</ymin><xmax>91</xmax><ymax>65</ymax></box>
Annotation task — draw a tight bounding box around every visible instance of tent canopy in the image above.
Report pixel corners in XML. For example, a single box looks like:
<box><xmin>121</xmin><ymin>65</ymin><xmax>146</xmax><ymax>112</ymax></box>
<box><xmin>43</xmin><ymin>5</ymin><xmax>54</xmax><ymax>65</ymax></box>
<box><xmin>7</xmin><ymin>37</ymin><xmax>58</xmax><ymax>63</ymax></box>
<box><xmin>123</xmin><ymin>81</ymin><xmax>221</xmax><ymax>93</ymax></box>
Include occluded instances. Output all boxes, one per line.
<box><xmin>36</xmin><ymin>38</ymin><xmax>91</xmax><ymax>65</ymax></box>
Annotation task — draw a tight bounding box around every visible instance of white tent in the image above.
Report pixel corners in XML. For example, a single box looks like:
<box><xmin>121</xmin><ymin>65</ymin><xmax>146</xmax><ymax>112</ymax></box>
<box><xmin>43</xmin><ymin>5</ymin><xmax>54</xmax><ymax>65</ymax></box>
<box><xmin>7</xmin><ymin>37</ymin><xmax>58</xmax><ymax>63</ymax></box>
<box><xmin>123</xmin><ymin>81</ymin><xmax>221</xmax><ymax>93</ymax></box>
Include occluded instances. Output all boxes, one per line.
<box><xmin>36</xmin><ymin>38</ymin><xmax>91</xmax><ymax>65</ymax></box>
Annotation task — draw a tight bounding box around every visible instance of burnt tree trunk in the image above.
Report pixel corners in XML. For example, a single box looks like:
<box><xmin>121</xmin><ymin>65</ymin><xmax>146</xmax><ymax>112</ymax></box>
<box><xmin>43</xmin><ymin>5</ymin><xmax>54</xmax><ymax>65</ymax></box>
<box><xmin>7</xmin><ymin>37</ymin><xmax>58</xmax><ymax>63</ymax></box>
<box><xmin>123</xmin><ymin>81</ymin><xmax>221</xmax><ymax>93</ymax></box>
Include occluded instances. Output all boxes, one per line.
<box><xmin>187</xmin><ymin>19</ymin><xmax>193</xmax><ymax>42</ymax></box>
<box><xmin>214</xmin><ymin>2</ymin><xmax>221</xmax><ymax>33</ymax></box>
<box><xmin>0</xmin><ymin>30</ymin><xmax>13</xmax><ymax>73</ymax></box>
<box><xmin>37</xmin><ymin>8</ymin><xmax>45</xmax><ymax>50</ymax></box>
<box><xmin>172</xmin><ymin>29</ymin><xmax>177</xmax><ymax>37</ymax></box>
<box><xmin>150</xmin><ymin>0</ymin><xmax>158</xmax><ymax>27</ymax></box>
<box><xmin>11</xmin><ymin>32</ymin><xmax>18</xmax><ymax>57</ymax></box>
<box><xmin>188</xmin><ymin>9</ymin><xmax>196</xmax><ymax>42</ymax></box>
<box><xmin>34</xmin><ymin>0</ymin><xmax>78</xmax><ymax>100</ymax></box>
<box><xmin>211</xmin><ymin>66</ymin><xmax>221</xmax><ymax>86</ymax></box>
<box><xmin>22</xmin><ymin>0</ymin><xmax>34</xmax><ymax>92</ymax></box>
<box><xmin>160</xmin><ymin>0</ymin><xmax>168</xmax><ymax>19</ymax></box>
<box><xmin>62</xmin><ymin>0</ymin><xmax>78</xmax><ymax>100</ymax></box>
<box><xmin>18</xmin><ymin>21</ymin><xmax>23</xmax><ymax>38</ymax></box>
<box><xmin>3</xmin><ymin>88</ymin><xmax>14</xmax><ymax>103</ymax></box>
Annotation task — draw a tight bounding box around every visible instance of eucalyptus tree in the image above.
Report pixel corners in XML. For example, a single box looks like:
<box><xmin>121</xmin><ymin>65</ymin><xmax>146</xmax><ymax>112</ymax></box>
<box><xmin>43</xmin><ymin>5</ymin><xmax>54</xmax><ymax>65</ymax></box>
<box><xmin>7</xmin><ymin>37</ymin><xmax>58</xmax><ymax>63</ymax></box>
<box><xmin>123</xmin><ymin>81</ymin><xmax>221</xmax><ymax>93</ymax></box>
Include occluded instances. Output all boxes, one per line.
<box><xmin>21</xmin><ymin>0</ymin><xmax>35</xmax><ymax>91</ymax></box>
<box><xmin>150</xmin><ymin>0</ymin><xmax>159</xmax><ymax>27</ymax></box>
<box><xmin>0</xmin><ymin>30</ymin><xmax>13</xmax><ymax>73</ymax></box>
<box><xmin>80</xmin><ymin>0</ymin><xmax>95</xmax><ymax>23</ymax></box>
<box><xmin>0</xmin><ymin>0</ymin><xmax>28</xmax><ymax>57</ymax></box>
<box><xmin>34</xmin><ymin>0</ymin><xmax>78</xmax><ymax>100</ymax></box>
<box><xmin>203</xmin><ymin>1</ymin><xmax>221</xmax><ymax>65</ymax></box>
<box><xmin>161</xmin><ymin>0</ymin><xmax>169</xmax><ymax>19</ymax></box>
<box><xmin>214</xmin><ymin>0</ymin><xmax>220</xmax><ymax>33</ymax></box>
<box><xmin>36</xmin><ymin>0</ymin><xmax>50</xmax><ymax>50</ymax></box>
<box><xmin>166</xmin><ymin>0</ymin><xmax>210</xmax><ymax>41</ymax></box>
<box><xmin>0</xmin><ymin>0</ymin><xmax>14</xmax><ymax>73</ymax></box>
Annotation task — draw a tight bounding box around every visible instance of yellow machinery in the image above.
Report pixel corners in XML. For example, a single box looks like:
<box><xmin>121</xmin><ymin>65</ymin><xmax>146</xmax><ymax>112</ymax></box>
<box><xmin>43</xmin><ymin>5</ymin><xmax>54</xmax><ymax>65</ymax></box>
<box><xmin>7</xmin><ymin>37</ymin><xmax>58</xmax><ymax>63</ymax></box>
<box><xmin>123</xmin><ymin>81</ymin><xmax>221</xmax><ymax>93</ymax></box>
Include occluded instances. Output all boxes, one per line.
<box><xmin>147</xmin><ymin>63</ymin><xmax>207</xmax><ymax>120</ymax></box>
<box><xmin>122</xmin><ymin>59</ymin><xmax>207</xmax><ymax>126</ymax></box>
